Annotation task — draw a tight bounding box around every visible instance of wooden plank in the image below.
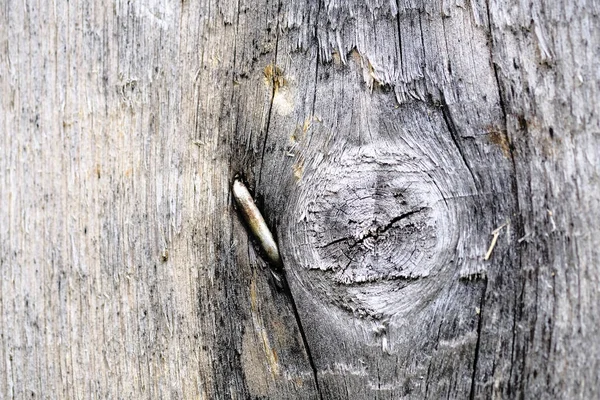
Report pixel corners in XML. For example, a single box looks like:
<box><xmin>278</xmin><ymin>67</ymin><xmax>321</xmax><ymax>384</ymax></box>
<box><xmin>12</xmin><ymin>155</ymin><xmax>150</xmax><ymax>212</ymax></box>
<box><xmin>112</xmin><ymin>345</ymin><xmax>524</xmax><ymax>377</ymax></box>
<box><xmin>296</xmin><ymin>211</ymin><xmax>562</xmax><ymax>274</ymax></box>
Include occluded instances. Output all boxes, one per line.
<box><xmin>1</xmin><ymin>0</ymin><xmax>599</xmax><ymax>398</ymax></box>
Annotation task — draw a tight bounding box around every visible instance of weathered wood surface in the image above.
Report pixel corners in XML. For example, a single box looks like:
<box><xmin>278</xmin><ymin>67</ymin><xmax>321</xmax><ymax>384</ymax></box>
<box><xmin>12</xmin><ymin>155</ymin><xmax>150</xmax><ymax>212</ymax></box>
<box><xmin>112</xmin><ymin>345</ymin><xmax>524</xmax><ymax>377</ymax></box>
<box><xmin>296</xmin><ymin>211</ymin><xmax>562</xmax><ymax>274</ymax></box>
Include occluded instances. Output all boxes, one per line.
<box><xmin>1</xmin><ymin>0</ymin><xmax>599</xmax><ymax>398</ymax></box>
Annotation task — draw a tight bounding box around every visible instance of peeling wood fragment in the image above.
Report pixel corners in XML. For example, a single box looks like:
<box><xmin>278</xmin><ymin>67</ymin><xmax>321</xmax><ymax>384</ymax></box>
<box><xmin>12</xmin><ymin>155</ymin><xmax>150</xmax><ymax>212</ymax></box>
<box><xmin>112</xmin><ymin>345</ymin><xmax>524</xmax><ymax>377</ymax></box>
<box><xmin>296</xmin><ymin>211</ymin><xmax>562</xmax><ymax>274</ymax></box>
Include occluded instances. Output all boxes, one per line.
<box><xmin>483</xmin><ymin>223</ymin><xmax>507</xmax><ymax>261</ymax></box>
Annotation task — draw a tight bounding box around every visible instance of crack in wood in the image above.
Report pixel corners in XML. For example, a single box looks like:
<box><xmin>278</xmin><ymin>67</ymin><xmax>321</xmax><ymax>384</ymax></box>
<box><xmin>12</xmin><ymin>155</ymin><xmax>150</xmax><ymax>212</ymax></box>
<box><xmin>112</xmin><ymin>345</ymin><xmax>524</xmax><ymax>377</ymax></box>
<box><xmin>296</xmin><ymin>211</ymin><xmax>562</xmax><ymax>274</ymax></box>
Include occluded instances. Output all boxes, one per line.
<box><xmin>317</xmin><ymin>208</ymin><xmax>428</xmax><ymax>250</ymax></box>
<box><xmin>278</xmin><ymin>271</ymin><xmax>323</xmax><ymax>400</ymax></box>
<box><xmin>469</xmin><ymin>277</ymin><xmax>488</xmax><ymax>400</ymax></box>
<box><xmin>349</xmin><ymin>207</ymin><xmax>428</xmax><ymax>249</ymax></box>
<box><xmin>441</xmin><ymin>101</ymin><xmax>478</xmax><ymax>188</ymax></box>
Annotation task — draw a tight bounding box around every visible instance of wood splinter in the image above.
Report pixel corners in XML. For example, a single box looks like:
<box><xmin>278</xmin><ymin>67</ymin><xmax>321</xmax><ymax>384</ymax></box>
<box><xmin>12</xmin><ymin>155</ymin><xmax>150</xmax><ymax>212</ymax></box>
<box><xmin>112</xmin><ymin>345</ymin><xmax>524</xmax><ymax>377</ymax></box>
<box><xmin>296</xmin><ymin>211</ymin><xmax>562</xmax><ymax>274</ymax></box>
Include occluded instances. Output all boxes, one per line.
<box><xmin>484</xmin><ymin>222</ymin><xmax>508</xmax><ymax>261</ymax></box>
<box><xmin>232</xmin><ymin>178</ymin><xmax>284</xmax><ymax>286</ymax></box>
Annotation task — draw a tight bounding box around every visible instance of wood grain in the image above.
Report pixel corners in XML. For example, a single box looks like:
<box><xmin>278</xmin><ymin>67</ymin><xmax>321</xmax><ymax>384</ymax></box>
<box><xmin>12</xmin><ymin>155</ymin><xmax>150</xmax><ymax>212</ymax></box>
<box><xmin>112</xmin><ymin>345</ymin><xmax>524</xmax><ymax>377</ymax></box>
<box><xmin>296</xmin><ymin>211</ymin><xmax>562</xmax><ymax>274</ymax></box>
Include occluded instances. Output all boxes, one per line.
<box><xmin>1</xmin><ymin>0</ymin><xmax>599</xmax><ymax>398</ymax></box>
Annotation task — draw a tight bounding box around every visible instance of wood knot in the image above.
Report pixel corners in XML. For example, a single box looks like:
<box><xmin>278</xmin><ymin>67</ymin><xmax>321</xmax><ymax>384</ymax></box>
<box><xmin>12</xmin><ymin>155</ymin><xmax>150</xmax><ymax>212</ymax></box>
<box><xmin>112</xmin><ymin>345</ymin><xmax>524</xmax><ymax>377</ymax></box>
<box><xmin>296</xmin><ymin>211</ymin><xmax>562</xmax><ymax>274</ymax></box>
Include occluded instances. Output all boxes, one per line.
<box><xmin>285</xmin><ymin>144</ymin><xmax>461</xmax><ymax>320</ymax></box>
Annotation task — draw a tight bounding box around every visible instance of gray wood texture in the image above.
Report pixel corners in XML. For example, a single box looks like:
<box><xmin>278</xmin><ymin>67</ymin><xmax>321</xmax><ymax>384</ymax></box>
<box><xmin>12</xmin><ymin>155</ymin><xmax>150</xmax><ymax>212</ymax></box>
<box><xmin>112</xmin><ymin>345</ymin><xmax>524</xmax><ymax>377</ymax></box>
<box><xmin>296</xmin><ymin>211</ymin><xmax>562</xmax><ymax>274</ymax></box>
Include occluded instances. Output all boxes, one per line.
<box><xmin>1</xmin><ymin>0</ymin><xmax>598</xmax><ymax>398</ymax></box>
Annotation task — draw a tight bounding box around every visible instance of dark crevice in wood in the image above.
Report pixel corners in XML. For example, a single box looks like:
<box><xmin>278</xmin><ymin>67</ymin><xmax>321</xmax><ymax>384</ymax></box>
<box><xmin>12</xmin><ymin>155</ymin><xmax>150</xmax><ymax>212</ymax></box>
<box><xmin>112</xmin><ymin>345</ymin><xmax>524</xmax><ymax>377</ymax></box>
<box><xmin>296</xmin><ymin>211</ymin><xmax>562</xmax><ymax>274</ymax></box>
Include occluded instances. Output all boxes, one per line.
<box><xmin>418</xmin><ymin>13</ymin><xmax>427</xmax><ymax>75</ymax></box>
<box><xmin>279</xmin><ymin>269</ymin><xmax>324</xmax><ymax>399</ymax></box>
<box><xmin>345</xmin><ymin>273</ymin><xmax>423</xmax><ymax>286</ymax></box>
<box><xmin>394</xmin><ymin>0</ymin><xmax>404</xmax><ymax>70</ymax></box>
<box><xmin>440</xmin><ymin>17</ymin><xmax>453</xmax><ymax>79</ymax></box>
<box><xmin>311</xmin><ymin>54</ymin><xmax>320</xmax><ymax>117</ymax></box>
<box><xmin>317</xmin><ymin>207</ymin><xmax>426</xmax><ymax>250</ymax></box>
<box><xmin>257</xmin><ymin>1</ymin><xmax>281</xmax><ymax>188</ymax></box>
<box><xmin>310</xmin><ymin>0</ymin><xmax>321</xmax><ymax>117</ymax></box>
<box><xmin>229</xmin><ymin>8</ymin><xmax>242</xmax><ymax>168</ymax></box>
<box><xmin>508</xmin><ymin>281</ymin><xmax>525</xmax><ymax>396</ymax></box>
<box><xmin>318</xmin><ymin>236</ymin><xmax>349</xmax><ymax>249</ymax></box>
<box><xmin>376</xmin><ymin>207</ymin><xmax>426</xmax><ymax>233</ymax></box>
<box><xmin>423</xmin><ymin>359</ymin><xmax>433</xmax><ymax>399</ymax></box>
<box><xmin>549</xmin><ymin>269</ymin><xmax>557</xmax><ymax>384</ymax></box>
<box><xmin>469</xmin><ymin>278</ymin><xmax>488</xmax><ymax>400</ymax></box>
<box><xmin>440</xmin><ymin>102</ymin><xmax>478</xmax><ymax>188</ymax></box>
<box><xmin>229</xmin><ymin>3</ymin><xmax>239</xmax><ymax>109</ymax></box>
<box><xmin>349</xmin><ymin>207</ymin><xmax>426</xmax><ymax>248</ymax></box>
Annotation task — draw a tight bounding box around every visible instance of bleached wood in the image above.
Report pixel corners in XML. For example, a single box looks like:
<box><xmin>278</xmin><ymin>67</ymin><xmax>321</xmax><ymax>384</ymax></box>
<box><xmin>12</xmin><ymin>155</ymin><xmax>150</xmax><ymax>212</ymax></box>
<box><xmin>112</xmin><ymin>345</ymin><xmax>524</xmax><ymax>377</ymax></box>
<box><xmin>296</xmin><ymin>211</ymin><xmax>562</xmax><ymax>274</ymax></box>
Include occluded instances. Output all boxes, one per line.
<box><xmin>1</xmin><ymin>0</ymin><xmax>599</xmax><ymax>398</ymax></box>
